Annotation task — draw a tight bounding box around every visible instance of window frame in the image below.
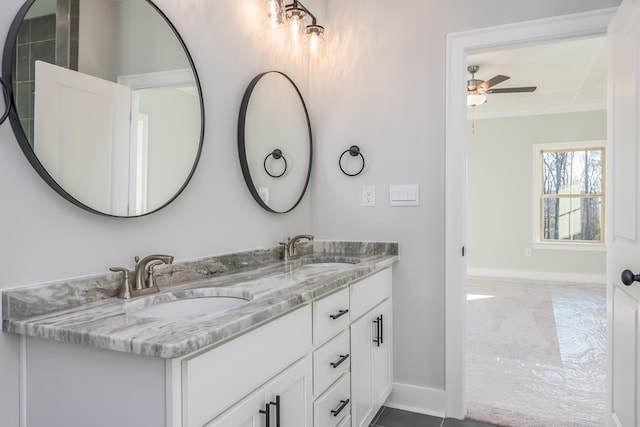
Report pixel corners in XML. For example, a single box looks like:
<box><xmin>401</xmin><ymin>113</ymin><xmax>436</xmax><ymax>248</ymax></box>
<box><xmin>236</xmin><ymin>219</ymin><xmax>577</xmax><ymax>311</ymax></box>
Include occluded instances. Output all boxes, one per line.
<box><xmin>532</xmin><ymin>140</ymin><xmax>606</xmax><ymax>251</ymax></box>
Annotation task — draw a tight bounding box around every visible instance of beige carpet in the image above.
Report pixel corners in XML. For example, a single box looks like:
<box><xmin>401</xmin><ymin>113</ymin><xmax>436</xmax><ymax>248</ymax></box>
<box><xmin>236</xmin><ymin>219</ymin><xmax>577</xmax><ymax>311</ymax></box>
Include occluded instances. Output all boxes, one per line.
<box><xmin>466</xmin><ymin>277</ymin><xmax>606</xmax><ymax>427</ymax></box>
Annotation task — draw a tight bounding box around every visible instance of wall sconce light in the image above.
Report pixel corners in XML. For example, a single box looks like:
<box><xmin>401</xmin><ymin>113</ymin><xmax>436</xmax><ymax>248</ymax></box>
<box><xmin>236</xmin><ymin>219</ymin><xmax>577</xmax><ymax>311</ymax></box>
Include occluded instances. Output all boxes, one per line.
<box><xmin>262</xmin><ymin>0</ymin><xmax>286</xmax><ymax>28</ymax></box>
<box><xmin>262</xmin><ymin>0</ymin><xmax>325</xmax><ymax>58</ymax></box>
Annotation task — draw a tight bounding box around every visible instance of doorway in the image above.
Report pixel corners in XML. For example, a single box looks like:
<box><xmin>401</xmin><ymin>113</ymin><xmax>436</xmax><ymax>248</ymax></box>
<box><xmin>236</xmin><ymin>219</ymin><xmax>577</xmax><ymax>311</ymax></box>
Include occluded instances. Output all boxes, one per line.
<box><xmin>444</xmin><ymin>8</ymin><xmax>616</xmax><ymax>420</ymax></box>
<box><xmin>464</xmin><ymin>37</ymin><xmax>608</xmax><ymax>425</ymax></box>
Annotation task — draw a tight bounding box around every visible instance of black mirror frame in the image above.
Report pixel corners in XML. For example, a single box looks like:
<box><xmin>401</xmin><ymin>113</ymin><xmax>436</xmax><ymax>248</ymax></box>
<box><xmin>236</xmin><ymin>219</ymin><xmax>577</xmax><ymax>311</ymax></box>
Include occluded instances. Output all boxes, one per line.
<box><xmin>1</xmin><ymin>0</ymin><xmax>205</xmax><ymax>218</ymax></box>
<box><xmin>237</xmin><ymin>71</ymin><xmax>313</xmax><ymax>214</ymax></box>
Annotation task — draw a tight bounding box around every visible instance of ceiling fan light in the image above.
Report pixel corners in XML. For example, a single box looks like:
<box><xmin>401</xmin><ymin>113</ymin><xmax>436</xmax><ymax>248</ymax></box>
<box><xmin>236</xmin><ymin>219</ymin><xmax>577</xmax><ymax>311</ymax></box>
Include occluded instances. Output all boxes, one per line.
<box><xmin>467</xmin><ymin>93</ymin><xmax>487</xmax><ymax>107</ymax></box>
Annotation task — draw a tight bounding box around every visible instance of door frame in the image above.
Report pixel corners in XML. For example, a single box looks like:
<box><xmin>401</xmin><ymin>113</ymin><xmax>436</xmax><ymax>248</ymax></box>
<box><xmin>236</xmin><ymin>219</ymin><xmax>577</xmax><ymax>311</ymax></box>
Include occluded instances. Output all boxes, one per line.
<box><xmin>444</xmin><ymin>8</ymin><xmax>616</xmax><ymax>418</ymax></box>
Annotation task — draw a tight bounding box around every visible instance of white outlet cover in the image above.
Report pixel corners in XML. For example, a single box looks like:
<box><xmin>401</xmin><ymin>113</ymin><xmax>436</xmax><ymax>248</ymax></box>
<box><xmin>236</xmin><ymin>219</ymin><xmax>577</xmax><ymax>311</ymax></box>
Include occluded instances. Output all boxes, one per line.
<box><xmin>362</xmin><ymin>186</ymin><xmax>375</xmax><ymax>206</ymax></box>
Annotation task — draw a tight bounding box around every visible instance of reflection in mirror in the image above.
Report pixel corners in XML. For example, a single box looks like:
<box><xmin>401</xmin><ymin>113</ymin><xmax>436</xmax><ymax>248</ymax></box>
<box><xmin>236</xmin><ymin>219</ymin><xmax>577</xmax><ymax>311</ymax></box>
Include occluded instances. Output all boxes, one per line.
<box><xmin>0</xmin><ymin>76</ymin><xmax>9</xmax><ymax>124</ymax></box>
<box><xmin>238</xmin><ymin>71</ymin><xmax>312</xmax><ymax>214</ymax></box>
<box><xmin>3</xmin><ymin>0</ymin><xmax>203</xmax><ymax>217</ymax></box>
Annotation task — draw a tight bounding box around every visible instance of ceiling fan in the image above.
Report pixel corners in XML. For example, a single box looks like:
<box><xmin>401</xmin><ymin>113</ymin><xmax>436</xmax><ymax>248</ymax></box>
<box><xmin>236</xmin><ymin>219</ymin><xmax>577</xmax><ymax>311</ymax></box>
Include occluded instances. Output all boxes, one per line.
<box><xmin>466</xmin><ymin>65</ymin><xmax>537</xmax><ymax>106</ymax></box>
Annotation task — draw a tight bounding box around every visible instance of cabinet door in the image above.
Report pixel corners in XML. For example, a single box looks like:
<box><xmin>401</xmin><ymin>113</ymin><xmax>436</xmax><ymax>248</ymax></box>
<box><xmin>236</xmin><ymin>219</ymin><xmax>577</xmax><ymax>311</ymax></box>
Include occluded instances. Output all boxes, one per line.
<box><xmin>206</xmin><ymin>389</ymin><xmax>264</xmax><ymax>427</ymax></box>
<box><xmin>350</xmin><ymin>299</ymin><xmax>392</xmax><ymax>427</ymax></box>
<box><xmin>264</xmin><ymin>356</ymin><xmax>313</xmax><ymax>427</ymax></box>
<box><xmin>350</xmin><ymin>312</ymin><xmax>374</xmax><ymax>427</ymax></box>
<box><xmin>208</xmin><ymin>357</ymin><xmax>312</xmax><ymax>427</ymax></box>
<box><xmin>371</xmin><ymin>300</ymin><xmax>392</xmax><ymax>408</ymax></box>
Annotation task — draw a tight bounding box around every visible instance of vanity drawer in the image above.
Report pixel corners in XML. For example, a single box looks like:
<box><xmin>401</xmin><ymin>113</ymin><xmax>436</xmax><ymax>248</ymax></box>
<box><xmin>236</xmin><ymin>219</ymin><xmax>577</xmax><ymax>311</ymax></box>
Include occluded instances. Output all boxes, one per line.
<box><xmin>313</xmin><ymin>330</ymin><xmax>350</xmax><ymax>396</ymax></box>
<box><xmin>313</xmin><ymin>287</ymin><xmax>350</xmax><ymax>345</ymax></box>
<box><xmin>337</xmin><ymin>415</ymin><xmax>351</xmax><ymax>427</ymax></box>
<box><xmin>350</xmin><ymin>268</ymin><xmax>391</xmax><ymax>321</ymax></box>
<box><xmin>182</xmin><ymin>305</ymin><xmax>312</xmax><ymax>427</ymax></box>
<box><xmin>314</xmin><ymin>373</ymin><xmax>351</xmax><ymax>427</ymax></box>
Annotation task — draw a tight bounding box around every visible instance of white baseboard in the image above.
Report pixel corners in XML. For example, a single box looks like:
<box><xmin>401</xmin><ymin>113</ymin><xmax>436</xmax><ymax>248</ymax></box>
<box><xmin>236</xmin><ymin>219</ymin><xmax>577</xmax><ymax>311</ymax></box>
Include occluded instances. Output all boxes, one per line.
<box><xmin>384</xmin><ymin>382</ymin><xmax>447</xmax><ymax>418</ymax></box>
<box><xmin>467</xmin><ymin>268</ymin><xmax>606</xmax><ymax>285</ymax></box>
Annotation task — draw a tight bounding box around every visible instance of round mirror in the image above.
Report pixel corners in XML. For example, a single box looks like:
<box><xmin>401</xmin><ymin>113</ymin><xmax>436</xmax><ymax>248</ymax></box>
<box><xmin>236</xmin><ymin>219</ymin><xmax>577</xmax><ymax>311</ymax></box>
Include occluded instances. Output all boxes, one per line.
<box><xmin>2</xmin><ymin>0</ymin><xmax>204</xmax><ymax>217</ymax></box>
<box><xmin>238</xmin><ymin>71</ymin><xmax>312</xmax><ymax>213</ymax></box>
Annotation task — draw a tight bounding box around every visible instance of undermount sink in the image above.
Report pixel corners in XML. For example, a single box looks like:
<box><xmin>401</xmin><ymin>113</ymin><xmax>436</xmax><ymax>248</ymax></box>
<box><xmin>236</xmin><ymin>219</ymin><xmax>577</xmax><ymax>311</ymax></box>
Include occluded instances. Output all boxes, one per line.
<box><xmin>130</xmin><ymin>292</ymin><xmax>251</xmax><ymax>318</ymax></box>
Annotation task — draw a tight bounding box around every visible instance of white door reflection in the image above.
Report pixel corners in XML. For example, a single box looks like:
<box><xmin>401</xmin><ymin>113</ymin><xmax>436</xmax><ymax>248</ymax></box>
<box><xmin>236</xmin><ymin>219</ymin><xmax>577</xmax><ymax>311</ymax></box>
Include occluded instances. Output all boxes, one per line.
<box><xmin>34</xmin><ymin>61</ymin><xmax>199</xmax><ymax>216</ymax></box>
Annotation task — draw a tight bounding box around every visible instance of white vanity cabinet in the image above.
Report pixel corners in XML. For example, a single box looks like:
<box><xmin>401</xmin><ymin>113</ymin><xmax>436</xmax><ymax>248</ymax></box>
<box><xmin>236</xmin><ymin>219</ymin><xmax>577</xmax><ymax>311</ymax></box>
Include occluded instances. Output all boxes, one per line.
<box><xmin>20</xmin><ymin>267</ymin><xmax>393</xmax><ymax>427</ymax></box>
<box><xmin>349</xmin><ymin>269</ymin><xmax>393</xmax><ymax>427</ymax></box>
<box><xmin>23</xmin><ymin>305</ymin><xmax>312</xmax><ymax>427</ymax></box>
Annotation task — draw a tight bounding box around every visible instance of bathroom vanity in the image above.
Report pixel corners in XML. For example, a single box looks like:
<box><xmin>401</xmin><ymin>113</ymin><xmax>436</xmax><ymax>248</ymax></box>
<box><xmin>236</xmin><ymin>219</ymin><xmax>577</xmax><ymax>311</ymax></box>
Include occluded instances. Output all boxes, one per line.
<box><xmin>2</xmin><ymin>241</ymin><xmax>397</xmax><ymax>427</ymax></box>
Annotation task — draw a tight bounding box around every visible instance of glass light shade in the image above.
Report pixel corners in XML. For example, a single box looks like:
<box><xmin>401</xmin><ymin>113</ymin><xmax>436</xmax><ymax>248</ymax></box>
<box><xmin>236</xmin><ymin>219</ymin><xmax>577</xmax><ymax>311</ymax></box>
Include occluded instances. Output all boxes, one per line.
<box><xmin>286</xmin><ymin>8</ymin><xmax>307</xmax><ymax>48</ymax></box>
<box><xmin>262</xmin><ymin>0</ymin><xmax>285</xmax><ymax>28</ymax></box>
<box><xmin>306</xmin><ymin>25</ymin><xmax>325</xmax><ymax>58</ymax></box>
<box><xmin>467</xmin><ymin>93</ymin><xmax>487</xmax><ymax>107</ymax></box>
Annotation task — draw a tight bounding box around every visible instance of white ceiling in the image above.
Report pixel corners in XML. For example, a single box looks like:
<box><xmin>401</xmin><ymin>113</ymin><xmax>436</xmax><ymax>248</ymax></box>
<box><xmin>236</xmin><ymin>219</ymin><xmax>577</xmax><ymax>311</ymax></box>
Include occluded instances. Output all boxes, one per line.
<box><xmin>467</xmin><ymin>35</ymin><xmax>608</xmax><ymax>119</ymax></box>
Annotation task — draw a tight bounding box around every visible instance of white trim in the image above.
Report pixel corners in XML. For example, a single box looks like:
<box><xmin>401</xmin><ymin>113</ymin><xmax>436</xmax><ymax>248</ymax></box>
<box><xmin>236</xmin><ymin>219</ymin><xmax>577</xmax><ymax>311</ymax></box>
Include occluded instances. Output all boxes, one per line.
<box><xmin>117</xmin><ymin>69</ymin><xmax>195</xmax><ymax>89</ymax></box>
<box><xmin>470</xmin><ymin>103</ymin><xmax>606</xmax><ymax>120</ymax></box>
<box><xmin>533</xmin><ymin>242</ymin><xmax>606</xmax><ymax>251</ymax></box>
<box><xmin>445</xmin><ymin>7</ymin><xmax>616</xmax><ymax>419</ymax></box>
<box><xmin>19</xmin><ymin>336</ymin><xmax>26</xmax><ymax>427</ymax></box>
<box><xmin>385</xmin><ymin>382</ymin><xmax>446</xmax><ymax>419</ymax></box>
<box><xmin>467</xmin><ymin>268</ymin><xmax>606</xmax><ymax>284</ymax></box>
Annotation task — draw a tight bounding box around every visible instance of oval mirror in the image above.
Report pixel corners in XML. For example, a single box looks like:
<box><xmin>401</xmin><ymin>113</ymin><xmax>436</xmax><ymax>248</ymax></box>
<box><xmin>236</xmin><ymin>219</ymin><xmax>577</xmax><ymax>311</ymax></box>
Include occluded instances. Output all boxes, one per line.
<box><xmin>2</xmin><ymin>0</ymin><xmax>204</xmax><ymax>217</ymax></box>
<box><xmin>238</xmin><ymin>71</ymin><xmax>312</xmax><ymax>214</ymax></box>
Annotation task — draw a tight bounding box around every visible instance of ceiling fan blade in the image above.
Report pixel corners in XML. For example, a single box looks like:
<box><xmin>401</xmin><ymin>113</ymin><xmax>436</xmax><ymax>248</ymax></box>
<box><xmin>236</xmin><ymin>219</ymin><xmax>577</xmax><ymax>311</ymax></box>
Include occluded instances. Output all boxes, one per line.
<box><xmin>478</xmin><ymin>74</ymin><xmax>510</xmax><ymax>90</ymax></box>
<box><xmin>486</xmin><ymin>86</ymin><xmax>537</xmax><ymax>94</ymax></box>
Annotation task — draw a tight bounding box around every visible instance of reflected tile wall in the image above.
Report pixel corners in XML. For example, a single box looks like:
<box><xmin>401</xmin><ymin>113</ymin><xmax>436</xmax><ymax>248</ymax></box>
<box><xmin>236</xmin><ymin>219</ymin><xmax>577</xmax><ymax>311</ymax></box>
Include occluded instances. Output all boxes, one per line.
<box><xmin>13</xmin><ymin>0</ymin><xmax>79</xmax><ymax>145</ymax></box>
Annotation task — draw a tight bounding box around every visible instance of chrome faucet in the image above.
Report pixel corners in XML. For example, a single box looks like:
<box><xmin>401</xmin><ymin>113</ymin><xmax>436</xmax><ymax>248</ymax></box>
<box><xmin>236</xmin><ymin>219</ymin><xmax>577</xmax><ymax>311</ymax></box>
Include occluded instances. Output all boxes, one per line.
<box><xmin>280</xmin><ymin>235</ymin><xmax>314</xmax><ymax>261</ymax></box>
<box><xmin>110</xmin><ymin>254</ymin><xmax>174</xmax><ymax>299</ymax></box>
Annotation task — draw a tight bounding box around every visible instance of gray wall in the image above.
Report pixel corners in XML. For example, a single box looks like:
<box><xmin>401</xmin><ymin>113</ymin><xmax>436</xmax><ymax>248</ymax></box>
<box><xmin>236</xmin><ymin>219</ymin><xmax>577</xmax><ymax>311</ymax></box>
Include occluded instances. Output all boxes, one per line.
<box><xmin>0</xmin><ymin>0</ymin><xmax>621</xmax><ymax>424</ymax></box>
<box><xmin>309</xmin><ymin>0</ymin><xmax>618</xmax><ymax>409</ymax></box>
<box><xmin>467</xmin><ymin>111</ymin><xmax>607</xmax><ymax>282</ymax></box>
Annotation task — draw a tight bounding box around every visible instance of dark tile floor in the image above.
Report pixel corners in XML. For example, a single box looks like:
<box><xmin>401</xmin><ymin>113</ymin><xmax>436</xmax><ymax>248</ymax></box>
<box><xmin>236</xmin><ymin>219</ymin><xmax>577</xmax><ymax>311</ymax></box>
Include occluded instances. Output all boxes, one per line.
<box><xmin>370</xmin><ymin>407</ymin><xmax>501</xmax><ymax>427</ymax></box>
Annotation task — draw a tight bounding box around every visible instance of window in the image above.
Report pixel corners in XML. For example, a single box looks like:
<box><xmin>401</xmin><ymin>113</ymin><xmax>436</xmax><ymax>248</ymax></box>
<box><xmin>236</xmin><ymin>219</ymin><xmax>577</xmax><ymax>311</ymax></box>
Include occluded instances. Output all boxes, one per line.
<box><xmin>534</xmin><ymin>142</ymin><xmax>605</xmax><ymax>246</ymax></box>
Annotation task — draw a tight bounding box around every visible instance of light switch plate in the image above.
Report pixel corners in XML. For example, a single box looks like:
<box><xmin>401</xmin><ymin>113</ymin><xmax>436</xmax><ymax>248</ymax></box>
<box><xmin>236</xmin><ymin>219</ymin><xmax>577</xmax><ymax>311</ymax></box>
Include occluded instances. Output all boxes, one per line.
<box><xmin>362</xmin><ymin>186</ymin><xmax>375</xmax><ymax>206</ymax></box>
<box><xmin>390</xmin><ymin>184</ymin><xmax>419</xmax><ymax>206</ymax></box>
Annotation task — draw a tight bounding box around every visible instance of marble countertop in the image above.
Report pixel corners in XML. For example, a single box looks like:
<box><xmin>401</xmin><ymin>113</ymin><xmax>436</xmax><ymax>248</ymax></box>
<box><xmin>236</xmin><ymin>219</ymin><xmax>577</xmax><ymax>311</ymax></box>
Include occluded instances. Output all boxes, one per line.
<box><xmin>2</xmin><ymin>241</ymin><xmax>398</xmax><ymax>358</ymax></box>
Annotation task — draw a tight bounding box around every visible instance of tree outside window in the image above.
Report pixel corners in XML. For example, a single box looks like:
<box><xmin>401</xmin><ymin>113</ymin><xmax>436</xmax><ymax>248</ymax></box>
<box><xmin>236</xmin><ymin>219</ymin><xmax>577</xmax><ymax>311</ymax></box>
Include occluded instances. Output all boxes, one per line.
<box><xmin>541</xmin><ymin>147</ymin><xmax>604</xmax><ymax>243</ymax></box>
